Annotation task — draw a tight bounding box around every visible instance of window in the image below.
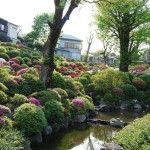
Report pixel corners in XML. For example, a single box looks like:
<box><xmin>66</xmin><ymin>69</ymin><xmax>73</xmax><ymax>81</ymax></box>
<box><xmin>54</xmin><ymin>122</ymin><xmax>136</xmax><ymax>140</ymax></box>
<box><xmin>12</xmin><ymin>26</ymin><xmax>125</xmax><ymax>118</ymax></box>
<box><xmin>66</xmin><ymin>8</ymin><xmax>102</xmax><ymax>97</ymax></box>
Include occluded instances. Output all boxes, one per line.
<box><xmin>0</xmin><ymin>24</ymin><xmax>5</xmax><ymax>31</ymax></box>
<box><xmin>64</xmin><ymin>42</ymin><xmax>81</xmax><ymax>49</ymax></box>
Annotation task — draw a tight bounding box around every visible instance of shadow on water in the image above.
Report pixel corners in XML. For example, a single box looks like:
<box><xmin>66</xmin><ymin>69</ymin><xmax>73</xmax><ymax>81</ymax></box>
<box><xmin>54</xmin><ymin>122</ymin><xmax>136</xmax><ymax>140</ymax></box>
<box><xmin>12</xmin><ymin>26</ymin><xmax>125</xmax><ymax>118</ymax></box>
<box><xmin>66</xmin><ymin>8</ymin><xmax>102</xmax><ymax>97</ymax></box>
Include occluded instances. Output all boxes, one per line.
<box><xmin>31</xmin><ymin>110</ymin><xmax>149</xmax><ymax>150</ymax></box>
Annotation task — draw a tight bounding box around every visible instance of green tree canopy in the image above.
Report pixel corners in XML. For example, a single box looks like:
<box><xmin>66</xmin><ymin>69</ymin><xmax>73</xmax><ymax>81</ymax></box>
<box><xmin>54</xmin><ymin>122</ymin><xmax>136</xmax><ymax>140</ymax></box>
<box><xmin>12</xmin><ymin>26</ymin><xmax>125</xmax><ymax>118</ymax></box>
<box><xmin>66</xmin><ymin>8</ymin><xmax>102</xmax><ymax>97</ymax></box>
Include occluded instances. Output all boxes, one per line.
<box><xmin>95</xmin><ymin>0</ymin><xmax>150</xmax><ymax>71</ymax></box>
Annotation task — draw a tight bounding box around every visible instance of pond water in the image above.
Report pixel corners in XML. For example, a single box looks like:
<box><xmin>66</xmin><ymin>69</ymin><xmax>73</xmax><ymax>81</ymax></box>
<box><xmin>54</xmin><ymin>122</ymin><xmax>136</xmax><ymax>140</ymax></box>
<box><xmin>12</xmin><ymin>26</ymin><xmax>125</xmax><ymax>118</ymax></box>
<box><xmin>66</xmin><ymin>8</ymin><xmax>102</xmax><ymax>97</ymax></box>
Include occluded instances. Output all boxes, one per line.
<box><xmin>31</xmin><ymin>110</ymin><xmax>148</xmax><ymax>150</ymax></box>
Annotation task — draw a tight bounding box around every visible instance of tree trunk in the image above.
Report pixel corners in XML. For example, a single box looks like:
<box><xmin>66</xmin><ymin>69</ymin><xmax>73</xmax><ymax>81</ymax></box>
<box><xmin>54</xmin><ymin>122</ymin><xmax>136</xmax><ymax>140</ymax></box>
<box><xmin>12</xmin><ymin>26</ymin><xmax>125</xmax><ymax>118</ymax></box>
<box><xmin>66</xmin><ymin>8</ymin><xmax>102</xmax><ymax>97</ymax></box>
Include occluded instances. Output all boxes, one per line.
<box><xmin>40</xmin><ymin>26</ymin><xmax>62</xmax><ymax>88</ymax></box>
<box><xmin>84</xmin><ymin>43</ymin><xmax>92</xmax><ymax>62</ymax></box>
<box><xmin>119</xmin><ymin>31</ymin><xmax>130</xmax><ymax>72</ymax></box>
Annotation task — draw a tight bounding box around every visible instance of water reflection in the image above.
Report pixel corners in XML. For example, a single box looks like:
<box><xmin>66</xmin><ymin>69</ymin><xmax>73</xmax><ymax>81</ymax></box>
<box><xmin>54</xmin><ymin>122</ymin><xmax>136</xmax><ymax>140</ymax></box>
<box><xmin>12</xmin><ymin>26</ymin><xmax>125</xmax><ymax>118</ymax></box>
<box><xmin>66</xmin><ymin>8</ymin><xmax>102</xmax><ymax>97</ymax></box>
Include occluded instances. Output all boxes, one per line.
<box><xmin>31</xmin><ymin>110</ymin><xmax>148</xmax><ymax>150</ymax></box>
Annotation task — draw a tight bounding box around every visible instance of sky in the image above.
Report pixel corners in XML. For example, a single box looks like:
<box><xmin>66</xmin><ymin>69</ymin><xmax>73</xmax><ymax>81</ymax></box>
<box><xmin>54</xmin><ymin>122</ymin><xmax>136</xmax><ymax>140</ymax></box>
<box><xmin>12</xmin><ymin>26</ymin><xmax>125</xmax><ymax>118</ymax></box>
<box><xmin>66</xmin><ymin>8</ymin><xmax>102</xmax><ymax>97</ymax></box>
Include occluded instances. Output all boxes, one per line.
<box><xmin>0</xmin><ymin>0</ymin><xmax>103</xmax><ymax>53</ymax></box>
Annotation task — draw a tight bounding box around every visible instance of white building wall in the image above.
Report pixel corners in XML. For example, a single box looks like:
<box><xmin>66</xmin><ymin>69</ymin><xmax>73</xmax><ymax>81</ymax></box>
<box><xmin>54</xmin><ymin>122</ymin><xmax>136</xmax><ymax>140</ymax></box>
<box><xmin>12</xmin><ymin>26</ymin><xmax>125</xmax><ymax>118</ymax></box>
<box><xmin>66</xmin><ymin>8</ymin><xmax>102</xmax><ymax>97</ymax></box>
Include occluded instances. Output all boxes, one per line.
<box><xmin>7</xmin><ymin>22</ymin><xmax>18</xmax><ymax>43</ymax></box>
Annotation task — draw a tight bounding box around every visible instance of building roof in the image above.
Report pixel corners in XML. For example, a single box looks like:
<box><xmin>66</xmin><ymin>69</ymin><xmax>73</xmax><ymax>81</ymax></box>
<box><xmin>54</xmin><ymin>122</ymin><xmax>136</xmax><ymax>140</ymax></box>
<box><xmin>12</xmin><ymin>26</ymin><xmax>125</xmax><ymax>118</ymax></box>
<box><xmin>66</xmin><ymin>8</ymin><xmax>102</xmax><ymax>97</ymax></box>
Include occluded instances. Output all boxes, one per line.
<box><xmin>0</xmin><ymin>17</ymin><xmax>18</xmax><ymax>27</ymax></box>
<box><xmin>60</xmin><ymin>34</ymin><xmax>82</xmax><ymax>42</ymax></box>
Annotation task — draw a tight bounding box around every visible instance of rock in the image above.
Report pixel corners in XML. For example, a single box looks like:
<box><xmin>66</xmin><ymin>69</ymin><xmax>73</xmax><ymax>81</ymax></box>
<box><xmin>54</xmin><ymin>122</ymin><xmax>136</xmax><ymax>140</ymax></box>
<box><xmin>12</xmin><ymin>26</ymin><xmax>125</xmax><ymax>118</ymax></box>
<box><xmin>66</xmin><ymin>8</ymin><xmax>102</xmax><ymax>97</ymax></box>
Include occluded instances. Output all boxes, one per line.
<box><xmin>106</xmin><ymin>141</ymin><xmax>124</xmax><ymax>150</ymax></box>
<box><xmin>42</xmin><ymin>125</ymin><xmax>52</xmax><ymax>136</ymax></box>
<box><xmin>74</xmin><ymin>115</ymin><xmax>86</xmax><ymax>123</ymax></box>
<box><xmin>87</xmin><ymin>109</ymin><xmax>97</xmax><ymax>118</ymax></box>
<box><xmin>30</xmin><ymin>132</ymin><xmax>42</xmax><ymax>143</ymax></box>
<box><xmin>99</xmin><ymin>104</ymin><xmax>110</xmax><ymax>111</ymax></box>
<box><xmin>133</xmin><ymin>104</ymin><xmax>142</xmax><ymax>110</ymax></box>
<box><xmin>120</xmin><ymin>103</ymin><xmax>129</xmax><ymax>110</ymax></box>
<box><xmin>110</xmin><ymin>118</ymin><xmax>125</xmax><ymax>127</ymax></box>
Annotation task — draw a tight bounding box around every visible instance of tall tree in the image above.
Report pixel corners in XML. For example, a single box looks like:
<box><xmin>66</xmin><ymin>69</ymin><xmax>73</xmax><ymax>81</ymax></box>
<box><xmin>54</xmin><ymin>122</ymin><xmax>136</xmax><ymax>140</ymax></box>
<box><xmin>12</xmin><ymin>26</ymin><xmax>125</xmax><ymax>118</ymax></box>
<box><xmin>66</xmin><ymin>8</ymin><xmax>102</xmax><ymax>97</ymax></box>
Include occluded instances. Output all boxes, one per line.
<box><xmin>84</xmin><ymin>31</ymin><xmax>94</xmax><ymax>62</ymax></box>
<box><xmin>96</xmin><ymin>0</ymin><xmax>150</xmax><ymax>72</ymax></box>
<box><xmin>24</xmin><ymin>13</ymin><xmax>53</xmax><ymax>50</ymax></box>
<box><xmin>40</xmin><ymin>0</ymin><xmax>105</xmax><ymax>88</ymax></box>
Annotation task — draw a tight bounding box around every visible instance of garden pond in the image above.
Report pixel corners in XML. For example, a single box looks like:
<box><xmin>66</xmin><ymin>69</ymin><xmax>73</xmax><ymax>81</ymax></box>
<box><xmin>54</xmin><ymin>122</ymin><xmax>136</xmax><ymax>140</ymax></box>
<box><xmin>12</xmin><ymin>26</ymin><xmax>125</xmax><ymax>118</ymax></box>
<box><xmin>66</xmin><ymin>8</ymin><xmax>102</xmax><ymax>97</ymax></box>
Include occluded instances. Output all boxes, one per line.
<box><xmin>31</xmin><ymin>110</ymin><xmax>148</xmax><ymax>150</ymax></box>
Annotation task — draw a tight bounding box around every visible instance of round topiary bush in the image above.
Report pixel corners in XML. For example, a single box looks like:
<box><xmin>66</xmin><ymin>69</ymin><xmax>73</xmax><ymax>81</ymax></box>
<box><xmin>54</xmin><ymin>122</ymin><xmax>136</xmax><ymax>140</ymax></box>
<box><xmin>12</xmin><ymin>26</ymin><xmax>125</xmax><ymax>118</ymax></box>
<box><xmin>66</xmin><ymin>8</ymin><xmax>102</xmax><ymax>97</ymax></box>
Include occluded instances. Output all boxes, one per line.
<box><xmin>0</xmin><ymin>53</ymin><xmax>10</xmax><ymax>61</ymax></box>
<box><xmin>14</xmin><ymin>103</ymin><xmax>47</xmax><ymax>135</ymax></box>
<box><xmin>11</xmin><ymin>94</ymin><xmax>27</xmax><ymax>105</ymax></box>
<box><xmin>112</xmin><ymin>88</ymin><xmax>125</xmax><ymax>103</ymax></box>
<box><xmin>132</xmin><ymin>78</ymin><xmax>146</xmax><ymax>90</ymax></box>
<box><xmin>65</xmin><ymin>89</ymin><xmax>76</xmax><ymax>99</ymax></box>
<box><xmin>23</xmin><ymin>57</ymin><xmax>31</xmax><ymax>63</ymax></box>
<box><xmin>137</xmin><ymin>91</ymin><xmax>146</xmax><ymax>103</ymax></box>
<box><xmin>65</xmin><ymin>79</ymin><xmax>76</xmax><ymax>91</ymax></box>
<box><xmin>21</xmin><ymin>52</ymin><xmax>32</xmax><ymax>59</ymax></box>
<box><xmin>78</xmin><ymin>77</ymin><xmax>89</xmax><ymax>86</ymax></box>
<box><xmin>6</xmin><ymin>50</ymin><xmax>20</xmax><ymax>58</ymax></box>
<box><xmin>125</xmin><ymin>72</ymin><xmax>134</xmax><ymax>82</ymax></box>
<box><xmin>87</xmin><ymin>83</ymin><xmax>95</xmax><ymax>92</ymax></box>
<box><xmin>44</xmin><ymin>100</ymin><xmax>64</xmax><ymax>132</ymax></box>
<box><xmin>121</xmin><ymin>84</ymin><xmax>137</xmax><ymax>100</ymax></box>
<box><xmin>104</xmin><ymin>93</ymin><xmax>115</xmax><ymax>104</ymax></box>
<box><xmin>0</xmin><ymin>47</ymin><xmax>7</xmax><ymax>53</ymax></box>
<box><xmin>54</xmin><ymin>88</ymin><xmax>68</xmax><ymax>100</ymax></box>
<box><xmin>139</xmin><ymin>74</ymin><xmax>150</xmax><ymax>89</ymax></box>
<box><xmin>51</xmin><ymin>72</ymin><xmax>66</xmax><ymax>89</ymax></box>
<box><xmin>0</xmin><ymin>82</ymin><xmax>8</xmax><ymax>93</ymax></box>
<box><xmin>0</xmin><ymin>90</ymin><xmax>7</xmax><ymax>104</ymax></box>
<box><xmin>15</xmin><ymin>56</ymin><xmax>24</xmax><ymax>64</ymax></box>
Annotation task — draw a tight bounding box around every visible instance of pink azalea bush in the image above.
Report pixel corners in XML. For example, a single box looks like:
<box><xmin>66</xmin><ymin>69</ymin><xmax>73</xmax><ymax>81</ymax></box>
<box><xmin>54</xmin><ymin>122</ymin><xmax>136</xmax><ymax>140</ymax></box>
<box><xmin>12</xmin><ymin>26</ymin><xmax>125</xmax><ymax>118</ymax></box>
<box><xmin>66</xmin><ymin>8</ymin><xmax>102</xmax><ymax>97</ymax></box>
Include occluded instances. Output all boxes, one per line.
<box><xmin>0</xmin><ymin>105</ymin><xmax>11</xmax><ymax>116</ymax></box>
<box><xmin>27</xmin><ymin>97</ymin><xmax>41</xmax><ymax>106</ymax></box>
<box><xmin>9</xmin><ymin>58</ymin><xmax>20</xmax><ymax>64</ymax></box>
<box><xmin>72</xmin><ymin>99</ymin><xmax>85</xmax><ymax>110</ymax></box>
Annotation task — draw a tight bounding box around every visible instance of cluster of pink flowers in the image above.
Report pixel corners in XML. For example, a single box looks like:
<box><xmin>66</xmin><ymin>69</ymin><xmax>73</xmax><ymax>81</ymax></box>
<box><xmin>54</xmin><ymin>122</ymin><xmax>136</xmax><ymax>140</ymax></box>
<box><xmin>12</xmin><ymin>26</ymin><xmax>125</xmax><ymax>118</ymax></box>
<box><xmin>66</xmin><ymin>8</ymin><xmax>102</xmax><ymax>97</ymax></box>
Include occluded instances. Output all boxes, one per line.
<box><xmin>11</xmin><ymin>63</ymin><xmax>21</xmax><ymax>71</ymax></box>
<box><xmin>17</xmin><ymin>68</ymin><xmax>27</xmax><ymax>75</ymax></box>
<box><xmin>8</xmin><ymin>60</ymin><xmax>16</xmax><ymax>65</ymax></box>
<box><xmin>49</xmin><ymin>88</ymin><xmax>61</xmax><ymax>100</ymax></box>
<box><xmin>72</xmin><ymin>99</ymin><xmax>85</xmax><ymax>110</ymax></box>
<box><xmin>70</xmin><ymin>63</ymin><xmax>77</xmax><ymax>69</ymax></box>
<box><xmin>0</xmin><ymin>105</ymin><xmax>11</xmax><ymax>116</ymax></box>
<box><xmin>27</xmin><ymin>97</ymin><xmax>41</xmax><ymax>106</ymax></box>
<box><xmin>9</xmin><ymin>58</ymin><xmax>20</xmax><ymax>64</ymax></box>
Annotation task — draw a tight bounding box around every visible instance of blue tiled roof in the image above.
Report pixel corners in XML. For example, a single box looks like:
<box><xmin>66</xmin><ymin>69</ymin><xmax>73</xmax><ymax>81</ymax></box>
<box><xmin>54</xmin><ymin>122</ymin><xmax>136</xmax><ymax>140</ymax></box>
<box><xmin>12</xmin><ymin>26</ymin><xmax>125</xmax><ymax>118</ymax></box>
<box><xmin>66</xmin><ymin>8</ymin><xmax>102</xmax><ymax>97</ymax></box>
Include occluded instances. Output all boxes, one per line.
<box><xmin>60</xmin><ymin>34</ymin><xmax>82</xmax><ymax>41</ymax></box>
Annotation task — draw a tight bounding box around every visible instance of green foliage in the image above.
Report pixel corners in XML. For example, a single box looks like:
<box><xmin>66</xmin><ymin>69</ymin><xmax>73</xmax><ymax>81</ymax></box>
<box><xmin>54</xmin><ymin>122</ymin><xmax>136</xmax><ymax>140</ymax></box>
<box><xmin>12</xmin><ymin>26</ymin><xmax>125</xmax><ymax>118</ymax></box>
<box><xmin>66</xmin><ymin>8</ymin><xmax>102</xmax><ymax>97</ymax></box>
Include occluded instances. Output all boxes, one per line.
<box><xmin>112</xmin><ymin>88</ymin><xmax>125</xmax><ymax>103</ymax></box>
<box><xmin>87</xmin><ymin>83</ymin><xmax>95</xmax><ymax>92</ymax></box>
<box><xmin>6</xmin><ymin>50</ymin><xmax>20</xmax><ymax>58</ymax></box>
<box><xmin>0</xmin><ymin>82</ymin><xmax>8</xmax><ymax>93</ymax></box>
<box><xmin>0</xmin><ymin>52</ymin><xmax>10</xmax><ymax>61</ymax></box>
<box><xmin>61</xmin><ymin>99</ymin><xmax>71</xmax><ymax>110</ymax></box>
<box><xmin>51</xmin><ymin>72</ymin><xmax>66</xmax><ymax>89</ymax></box>
<box><xmin>104</xmin><ymin>93</ymin><xmax>115</xmax><ymax>104</ymax></box>
<box><xmin>115</xmin><ymin>114</ymin><xmax>150</xmax><ymax>150</ymax></box>
<box><xmin>44</xmin><ymin>100</ymin><xmax>64</xmax><ymax>132</ymax></box>
<box><xmin>139</xmin><ymin>74</ymin><xmax>150</xmax><ymax>89</ymax></box>
<box><xmin>54</xmin><ymin>88</ymin><xmax>68</xmax><ymax>100</ymax></box>
<box><xmin>16</xmin><ymin>56</ymin><xmax>24</xmax><ymax>64</ymax></box>
<box><xmin>0</xmin><ymin>47</ymin><xmax>7</xmax><ymax>53</ymax></box>
<box><xmin>73</xmin><ymin>81</ymin><xmax>84</xmax><ymax>93</ymax></box>
<box><xmin>11</xmin><ymin>94</ymin><xmax>27</xmax><ymax>104</ymax></box>
<box><xmin>78</xmin><ymin>77</ymin><xmax>89</xmax><ymax>86</ymax></box>
<box><xmin>65</xmin><ymin>79</ymin><xmax>76</xmax><ymax>91</ymax></box>
<box><xmin>137</xmin><ymin>91</ymin><xmax>146</xmax><ymax>103</ymax></box>
<box><xmin>91</xmin><ymin>69</ymin><xmax>129</xmax><ymax>94</ymax></box>
<box><xmin>0</xmin><ymin>116</ymin><xmax>13</xmax><ymax>130</ymax></box>
<box><xmin>0</xmin><ymin>90</ymin><xmax>7</xmax><ymax>104</ymax></box>
<box><xmin>95</xmin><ymin>95</ymin><xmax>101</xmax><ymax>101</ymax></box>
<box><xmin>121</xmin><ymin>84</ymin><xmax>137</xmax><ymax>100</ymax></box>
<box><xmin>0</xmin><ymin>128</ymin><xmax>26</xmax><ymax>150</ymax></box>
<box><xmin>0</xmin><ymin>68</ymin><xmax>9</xmax><ymax>83</ymax></box>
<box><xmin>125</xmin><ymin>72</ymin><xmax>134</xmax><ymax>82</ymax></box>
<box><xmin>23</xmin><ymin>57</ymin><xmax>31</xmax><ymax>63</ymax></box>
<box><xmin>14</xmin><ymin>103</ymin><xmax>47</xmax><ymax>135</ymax></box>
<box><xmin>65</xmin><ymin>89</ymin><xmax>76</xmax><ymax>99</ymax></box>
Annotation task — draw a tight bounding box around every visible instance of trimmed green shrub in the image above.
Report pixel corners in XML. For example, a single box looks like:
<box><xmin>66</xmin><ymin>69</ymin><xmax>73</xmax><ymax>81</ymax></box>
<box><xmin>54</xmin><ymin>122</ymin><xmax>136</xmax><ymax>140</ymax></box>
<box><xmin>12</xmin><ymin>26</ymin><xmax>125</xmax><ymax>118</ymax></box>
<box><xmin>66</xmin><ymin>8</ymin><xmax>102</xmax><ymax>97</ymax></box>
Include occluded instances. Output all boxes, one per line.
<box><xmin>115</xmin><ymin>114</ymin><xmax>150</xmax><ymax>150</ymax></box>
<box><xmin>0</xmin><ymin>52</ymin><xmax>10</xmax><ymax>61</ymax></box>
<box><xmin>76</xmin><ymin>96</ymin><xmax>94</xmax><ymax>110</ymax></box>
<box><xmin>51</xmin><ymin>72</ymin><xmax>66</xmax><ymax>89</ymax></box>
<box><xmin>121</xmin><ymin>84</ymin><xmax>137</xmax><ymax>100</ymax></box>
<box><xmin>21</xmin><ymin>52</ymin><xmax>32</xmax><ymax>59</ymax></box>
<box><xmin>78</xmin><ymin>77</ymin><xmax>89</xmax><ymax>86</ymax></box>
<box><xmin>44</xmin><ymin>100</ymin><xmax>64</xmax><ymax>132</ymax></box>
<box><xmin>16</xmin><ymin>56</ymin><xmax>24</xmax><ymax>64</ymax></box>
<box><xmin>87</xmin><ymin>83</ymin><xmax>95</xmax><ymax>92</ymax></box>
<box><xmin>125</xmin><ymin>72</ymin><xmax>134</xmax><ymax>82</ymax></box>
<box><xmin>73</xmin><ymin>81</ymin><xmax>84</xmax><ymax>92</ymax></box>
<box><xmin>66</xmin><ymin>89</ymin><xmax>76</xmax><ymax>99</ymax></box>
<box><xmin>54</xmin><ymin>88</ymin><xmax>68</xmax><ymax>100</ymax></box>
<box><xmin>104</xmin><ymin>93</ymin><xmax>115</xmax><ymax>104</ymax></box>
<box><xmin>112</xmin><ymin>88</ymin><xmax>125</xmax><ymax>103</ymax></box>
<box><xmin>132</xmin><ymin>78</ymin><xmax>146</xmax><ymax>90</ymax></box>
<box><xmin>0</xmin><ymin>90</ymin><xmax>7</xmax><ymax>104</ymax></box>
<box><xmin>6</xmin><ymin>50</ymin><xmax>20</xmax><ymax>58</ymax></box>
<box><xmin>65</xmin><ymin>79</ymin><xmax>76</xmax><ymax>91</ymax></box>
<box><xmin>30</xmin><ymin>90</ymin><xmax>61</xmax><ymax>105</ymax></box>
<box><xmin>91</xmin><ymin>69</ymin><xmax>130</xmax><ymax>94</ymax></box>
<box><xmin>0</xmin><ymin>82</ymin><xmax>8</xmax><ymax>93</ymax></box>
<box><xmin>0</xmin><ymin>128</ymin><xmax>26</xmax><ymax>150</ymax></box>
<box><xmin>11</xmin><ymin>94</ymin><xmax>27</xmax><ymax>105</ymax></box>
<box><xmin>0</xmin><ymin>47</ymin><xmax>7</xmax><ymax>53</ymax></box>
<box><xmin>0</xmin><ymin>116</ymin><xmax>13</xmax><ymax>129</ymax></box>
<box><xmin>137</xmin><ymin>91</ymin><xmax>146</xmax><ymax>103</ymax></box>
<box><xmin>14</xmin><ymin>103</ymin><xmax>47</xmax><ymax>135</ymax></box>
<box><xmin>139</xmin><ymin>74</ymin><xmax>150</xmax><ymax>89</ymax></box>
<box><xmin>23</xmin><ymin>57</ymin><xmax>31</xmax><ymax>63</ymax></box>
